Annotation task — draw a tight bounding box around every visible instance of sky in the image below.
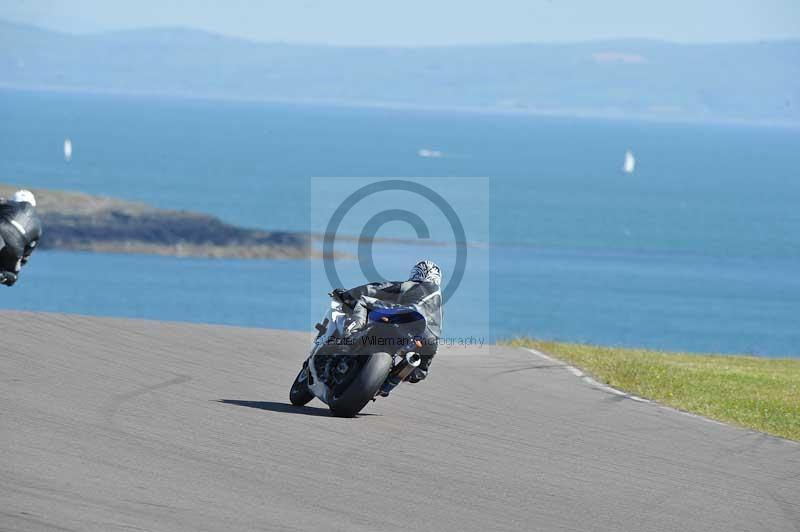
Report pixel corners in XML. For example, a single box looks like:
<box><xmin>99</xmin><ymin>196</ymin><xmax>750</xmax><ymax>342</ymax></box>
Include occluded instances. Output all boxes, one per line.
<box><xmin>2</xmin><ymin>0</ymin><xmax>800</xmax><ymax>46</ymax></box>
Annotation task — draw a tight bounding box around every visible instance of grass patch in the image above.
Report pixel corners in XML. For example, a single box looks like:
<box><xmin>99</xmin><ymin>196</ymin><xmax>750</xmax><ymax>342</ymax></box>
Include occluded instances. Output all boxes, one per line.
<box><xmin>505</xmin><ymin>338</ymin><xmax>800</xmax><ymax>441</ymax></box>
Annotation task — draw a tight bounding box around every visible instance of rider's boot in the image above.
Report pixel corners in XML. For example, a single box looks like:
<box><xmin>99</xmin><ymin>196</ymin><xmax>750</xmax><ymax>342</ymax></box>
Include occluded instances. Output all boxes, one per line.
<box><xmin>378</xmin><ymin>374</ymin><xmax>402</xmax><ymax>397</ymax></box>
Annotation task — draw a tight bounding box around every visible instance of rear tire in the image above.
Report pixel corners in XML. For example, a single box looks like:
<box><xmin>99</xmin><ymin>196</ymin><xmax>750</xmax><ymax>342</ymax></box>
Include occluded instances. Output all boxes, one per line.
<box><xmin>289</xmin><ymin>367</ymin><xmax>314</xmax><ymax>406</ymax></box>
<box><xmin>329</xmin><ymin>352</ymin><xmax>393</xmax><ymax>417</ymax></box>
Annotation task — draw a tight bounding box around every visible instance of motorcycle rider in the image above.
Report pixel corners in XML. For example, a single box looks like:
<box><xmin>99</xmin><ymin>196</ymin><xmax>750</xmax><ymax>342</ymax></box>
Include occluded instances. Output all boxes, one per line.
<box><xmin>332</xmin><ymin>260</ymin><xmax>443</xmax><ymax>384</ymax></box>
<box><xmin>0</xmin><ymin>190</ymin><xmax>42</xmax><ymax>287</ymax></box>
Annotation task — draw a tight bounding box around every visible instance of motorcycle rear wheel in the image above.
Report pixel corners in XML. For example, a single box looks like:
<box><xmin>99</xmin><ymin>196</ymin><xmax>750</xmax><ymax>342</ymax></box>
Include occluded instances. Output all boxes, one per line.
<box><xmin>329</xmin><ymin>352</ymin><xmax>393</xmax><ymax>417</ymax></box>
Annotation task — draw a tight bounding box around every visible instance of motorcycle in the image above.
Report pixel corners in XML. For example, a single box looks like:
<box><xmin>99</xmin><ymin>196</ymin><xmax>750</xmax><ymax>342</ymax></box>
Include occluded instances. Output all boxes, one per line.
<box><xmin>289</xmin><ymin>292</ymin><xmax>424</xmax><ymax>417</ymax></box>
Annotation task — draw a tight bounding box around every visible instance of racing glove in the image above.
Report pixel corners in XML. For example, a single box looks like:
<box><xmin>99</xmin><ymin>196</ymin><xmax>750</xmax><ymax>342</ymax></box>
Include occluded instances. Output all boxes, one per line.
<box><xmin>330</xmin><ymin>288</ymin><xmax>357</xmax><ymax>310</ymax></box>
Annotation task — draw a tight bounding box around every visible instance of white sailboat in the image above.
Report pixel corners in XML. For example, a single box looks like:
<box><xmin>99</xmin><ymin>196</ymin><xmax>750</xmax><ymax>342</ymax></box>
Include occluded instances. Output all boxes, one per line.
<box><xmin>64</xmin><ymin>138</ymin><xmax>73</xmax><ymax>162</ymax></box>
<box><xmin>418</xmin><ymin>148</ymin><xmax>443</xmax><ymax>158</ymax></box>
<box><xmin>623</xmin><ymin>149</ymin><xmax>635</xmax><ymax>174</ymax></box>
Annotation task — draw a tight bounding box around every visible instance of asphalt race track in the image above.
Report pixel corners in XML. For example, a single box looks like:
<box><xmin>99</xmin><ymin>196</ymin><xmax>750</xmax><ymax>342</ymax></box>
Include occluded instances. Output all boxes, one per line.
<box><xmin>1</xmin><ymin>311</ymin><xmax>798</xmax><ymax>531</ymax></box>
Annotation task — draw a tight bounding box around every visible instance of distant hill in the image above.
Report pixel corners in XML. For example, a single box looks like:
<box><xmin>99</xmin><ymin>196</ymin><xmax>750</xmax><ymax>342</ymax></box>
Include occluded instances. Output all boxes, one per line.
<box><xmin>1</xmin><ymin>20</ymin><xmax>798</xmax><ymax>124</ymax></box>
<box><xmin>0</xmin><ymin>184</ymin><xmax>310</xmax><ymax>259</ymax></box>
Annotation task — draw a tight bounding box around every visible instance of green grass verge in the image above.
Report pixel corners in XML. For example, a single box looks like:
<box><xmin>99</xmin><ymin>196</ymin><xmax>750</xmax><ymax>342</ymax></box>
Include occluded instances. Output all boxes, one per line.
<box><xmin>505</xmin><ymin>338</ymin><xmax>800</xmax><ymax>441</ymax></box>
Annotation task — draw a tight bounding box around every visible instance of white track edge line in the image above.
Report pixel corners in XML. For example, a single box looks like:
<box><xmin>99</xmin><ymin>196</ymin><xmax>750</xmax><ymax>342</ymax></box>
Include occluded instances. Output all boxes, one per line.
<box><xmin>520</xmin><ymin>346</ymin><xmax>800</xmax><ymax>445</ymax></box>
<box><xmin>522</xmin><ymin>347</ymin><xmax>652</xmax><ymax>403</ymax></box>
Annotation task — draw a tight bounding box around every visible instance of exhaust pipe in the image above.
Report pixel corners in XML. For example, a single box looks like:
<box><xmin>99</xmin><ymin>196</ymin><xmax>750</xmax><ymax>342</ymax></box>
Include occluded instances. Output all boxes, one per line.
<box><xmin>378</xmin><ymin>352</ymin><xmax>422</xmax><ymax>398</ymax></box>
<box><xmin>392</xmin><ymin>352</ymin><xmax>421</xmax><ymax>381</ymax></box>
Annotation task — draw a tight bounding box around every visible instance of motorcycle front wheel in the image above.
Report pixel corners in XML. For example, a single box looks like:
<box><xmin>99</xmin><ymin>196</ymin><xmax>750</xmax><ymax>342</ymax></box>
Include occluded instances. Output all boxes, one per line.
<box><xmin>328</xmin><ymin>352</ymin><xmax>393</xmax><ymax>418</ymax></box>
<box><xmin>289</xmin><ymin>367</ymin><xmax>314</xmax><ymax>406</ymax></box>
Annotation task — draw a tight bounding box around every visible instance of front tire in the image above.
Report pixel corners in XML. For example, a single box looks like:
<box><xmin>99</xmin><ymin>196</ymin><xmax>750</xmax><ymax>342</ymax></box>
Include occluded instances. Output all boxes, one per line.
<box><xmin>289</xmin><ymin>367</ymin><xmax>314</xmax><ymax>406</ymax></box>
<box><xmin>328</xmin><ymin>352</ymin><xmax>393</xmax><ymax>417</ymax></box>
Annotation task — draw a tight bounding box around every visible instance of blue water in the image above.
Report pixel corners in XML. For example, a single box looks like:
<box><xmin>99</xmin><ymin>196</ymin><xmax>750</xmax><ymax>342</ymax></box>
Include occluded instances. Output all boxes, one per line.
<box><xmin>1</xmin><ymin>89</ymin><xmax>799</xmax><ymax>355</ymax></box>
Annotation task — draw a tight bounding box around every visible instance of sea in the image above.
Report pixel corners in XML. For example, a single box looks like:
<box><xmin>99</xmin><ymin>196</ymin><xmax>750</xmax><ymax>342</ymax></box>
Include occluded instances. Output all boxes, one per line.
<box><xmin>1</xmin><ymin>89</ymin><xmax>799</xmax><ymax>356</ymax></box>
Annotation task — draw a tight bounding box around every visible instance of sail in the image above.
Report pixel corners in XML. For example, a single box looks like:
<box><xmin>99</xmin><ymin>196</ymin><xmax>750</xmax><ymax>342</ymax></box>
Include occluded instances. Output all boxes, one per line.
<box><xmin>623</xmin><ymin>149</ymin><xmax>635</xmax><ymax>173</ymax></box>
<box><xmin>64</xmin><ymin>138</ymin><xmax>73</xmax><ymax>162</ymax></box>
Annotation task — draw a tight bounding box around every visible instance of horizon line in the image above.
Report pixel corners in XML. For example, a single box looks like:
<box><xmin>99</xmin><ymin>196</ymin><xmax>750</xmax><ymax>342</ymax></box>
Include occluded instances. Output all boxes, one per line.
<box><xmin>3</xmin><ymin>17</ymin><xmax>800</xmax><ymax>49</ymax></box>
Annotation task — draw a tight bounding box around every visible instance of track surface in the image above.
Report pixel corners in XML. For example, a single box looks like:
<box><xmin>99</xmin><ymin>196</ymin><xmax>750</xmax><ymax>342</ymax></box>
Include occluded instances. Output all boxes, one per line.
<box><xmin>1</xmin><ymin>311</ymin><xmax>798</xmax><ymax>532</ymax></box>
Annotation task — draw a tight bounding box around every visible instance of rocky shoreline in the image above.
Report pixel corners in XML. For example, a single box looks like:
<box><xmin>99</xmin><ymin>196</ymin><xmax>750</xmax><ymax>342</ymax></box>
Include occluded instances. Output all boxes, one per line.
<box><xmin>0</xmin><ymin>185</ymin><xmax>310</xmax><ymax>259</ymax></box>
